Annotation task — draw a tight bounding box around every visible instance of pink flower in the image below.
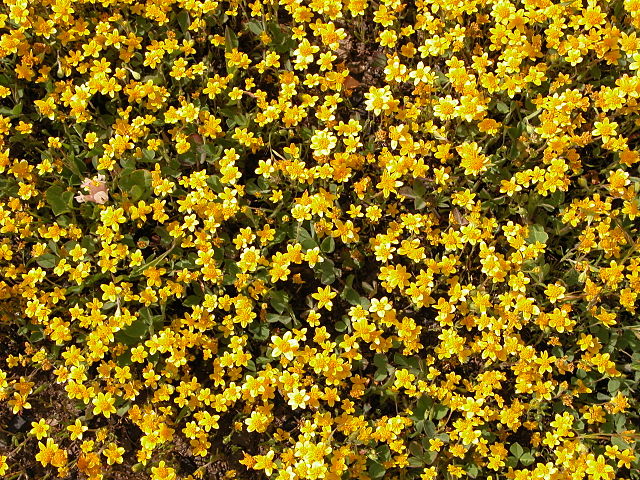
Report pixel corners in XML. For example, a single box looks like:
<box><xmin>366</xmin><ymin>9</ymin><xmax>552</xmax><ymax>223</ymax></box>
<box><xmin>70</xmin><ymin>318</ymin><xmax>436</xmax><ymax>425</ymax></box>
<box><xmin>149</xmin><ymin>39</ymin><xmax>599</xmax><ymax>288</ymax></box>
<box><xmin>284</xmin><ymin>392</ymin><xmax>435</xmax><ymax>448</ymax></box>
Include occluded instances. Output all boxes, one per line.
<box><xmin>75</xmin><ymin>174</ymin><xmax>109</xmax><ymax>204</ymax></box>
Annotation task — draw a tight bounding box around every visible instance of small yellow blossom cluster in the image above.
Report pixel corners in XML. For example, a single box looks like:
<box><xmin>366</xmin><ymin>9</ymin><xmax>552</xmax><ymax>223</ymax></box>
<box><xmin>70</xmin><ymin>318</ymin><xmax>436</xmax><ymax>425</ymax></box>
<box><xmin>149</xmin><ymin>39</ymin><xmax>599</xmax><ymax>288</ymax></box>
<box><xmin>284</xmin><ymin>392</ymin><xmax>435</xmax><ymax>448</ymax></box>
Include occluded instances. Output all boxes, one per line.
<box><xmin>0</xmin><ymin>0</ymin><xmax>639</xmax><ymax>480</ymax></box>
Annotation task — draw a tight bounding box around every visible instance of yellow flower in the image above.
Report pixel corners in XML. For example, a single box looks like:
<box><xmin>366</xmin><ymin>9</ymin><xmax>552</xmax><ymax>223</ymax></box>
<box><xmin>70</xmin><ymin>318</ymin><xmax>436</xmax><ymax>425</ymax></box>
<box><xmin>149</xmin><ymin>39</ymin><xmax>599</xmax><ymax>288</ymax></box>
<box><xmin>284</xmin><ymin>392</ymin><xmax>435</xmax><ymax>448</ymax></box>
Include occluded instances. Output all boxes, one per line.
<box><xmin>293</xmin><ymin>39</ymin><xmax>319</xmax><ymax>69</ymax></box>
<box><xmin>304</xmin><ymin>247</ymin><xmax>323</xmax><ymax>267</ymax></box>
<box><xmin>67</xmin><ymin>419</ymin><xmax>88</xmax><ymax>440</ymax></box>
<box><xmin>253</xmin><ymin>450</ymin><xmax>276</xmax><ymax>476</ymax></box>
<box><xmin>378</xmin><ymin>29</ymin><xmax>398</xmax><ymax>47</ymax></box>
<box><xmin>544</xmin><ymin>282</ymin><xmax>566</xmax><ymax>303</ymax></box>
<box><xmin>393</xmin><ymin>369</ymin><xmax>415</xmax><ymax>390</ymax></box>
<box><xmin>364</xmin><ymin>85</ymin><xmax>393</xmax><ymax>115</ymax></box>
<box><xmin>84</xmin><ymin>132</ymin><xmax>98</xmax><ymax>148</ymax></box>
<box><xmin>457</xmin><ymin>142</ymin><xmax>490</xmax><ymax>176</ymax></box>
<box><xmin>585</xmin><ymin>454</ymin><xmax>614</xmax><ymax>480</ymax></box>
<box><xmin>433</xmin><ymin>95</ymin><xmax>459</xmax><ymax>120</ymax></box>
<box><xmin>287</xmin><ymin>388</ymin><xmax>310</xmax><ymax>409</ymax></box>
<box><xmin>379</xmin><ymin>264</ymin><xmax>411</xmax><ymax>291</ymax></box>
<box><xmin>421</xmin><ymin>467</ymin><xmax>437</xmax><ymax>480</ymax></box>
<box><xmin>245</xmin><ymin>406</ymin><xmax>273</xmax><ymax>433</ymax></box>
<box><xmin>35</xmin><ymin>438</ymin><xmax>64</xmax><ymax>467</ymax></box>
<box><xmin>312</xmin><ymin>285</ymin><xmax>337</xmax><ymax>311</ymax></box>
<box><xmin>92</xmin><ymin>392</ymin><xmax>116</xmax><ymax>418</ymax></box>
<box><xmin>310</xmin><ymin>129</ymin><xmax>337</xmax><ymax>157</ymax></box>
<box><xmin>103</xmin><ymin>442</ymin><xmax>125</xmax><ymax>465</ymax></box>
<box><xmin>100</xmin><ymin>206</ymin><xmax>126</xmax><ymax>228</ymax></box>
<box><xmin>270</xmin><ymin>331</ymin><xmax>299</xmax><ymax>361</ymax></box>
<box><xmin>151</xmin><ymin>460</ymin><xmax>177</xmax><ymax>480</ymax></box>
<box><xmin>592</xmin><ymin>118</ymin><xmax>618</xmax><ymax>142</ymax></box>
<box><xmin>0</xmin><ymin>455</ymin><xmax>8</xmax><ymax>476</ymax></box>
<box><xmin>366</xmin><ymin>205</ymin><xmax>383</xmax><ymax>222</ymax></box>
<box><xmin>16</xmin><ymin>121</ymin><xmax>33</xmax><ymax>134</ymax></box>
<box><xmin>29</xmin><ymin>419</ymin><xmax>50</xmax><ymax>440</ymax></box>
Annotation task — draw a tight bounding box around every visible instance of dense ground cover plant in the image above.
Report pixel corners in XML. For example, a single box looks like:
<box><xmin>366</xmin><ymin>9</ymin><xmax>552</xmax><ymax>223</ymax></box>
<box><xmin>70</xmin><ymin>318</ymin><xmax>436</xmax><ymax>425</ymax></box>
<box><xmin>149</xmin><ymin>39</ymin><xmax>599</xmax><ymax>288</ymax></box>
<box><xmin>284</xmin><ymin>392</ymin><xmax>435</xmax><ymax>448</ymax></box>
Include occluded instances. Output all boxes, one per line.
<box><xmin>1</xmin><ymin>0</ymin><xmax>640</xmax><ymax>479</ymax></box>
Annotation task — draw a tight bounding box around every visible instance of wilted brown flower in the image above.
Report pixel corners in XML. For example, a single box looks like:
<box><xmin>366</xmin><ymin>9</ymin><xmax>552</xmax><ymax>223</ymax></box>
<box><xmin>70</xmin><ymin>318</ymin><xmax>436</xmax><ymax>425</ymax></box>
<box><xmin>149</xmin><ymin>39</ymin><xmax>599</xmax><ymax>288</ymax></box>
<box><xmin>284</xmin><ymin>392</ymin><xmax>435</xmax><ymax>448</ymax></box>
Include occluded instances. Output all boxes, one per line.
<box><xmin>75</xmin><ymin>174</ymin><xmax>109</xmax><ymax>204</ymax></box>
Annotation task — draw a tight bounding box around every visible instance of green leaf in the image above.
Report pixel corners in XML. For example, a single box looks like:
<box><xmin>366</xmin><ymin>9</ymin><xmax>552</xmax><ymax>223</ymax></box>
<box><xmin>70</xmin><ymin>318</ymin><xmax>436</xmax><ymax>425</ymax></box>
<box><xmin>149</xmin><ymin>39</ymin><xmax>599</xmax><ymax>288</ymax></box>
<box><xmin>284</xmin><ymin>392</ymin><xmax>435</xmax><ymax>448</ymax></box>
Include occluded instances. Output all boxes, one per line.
<box><xmin>413</xmin><ymin>179</ymin><xmax>426</xmax><ymax>197</ymax></box>
<box><xmin>496</xmin><ymin>101</ymin><xmax>510</xmax><ymax>114</ymax></box>
<box><xmin>222</xmin><ymin>261</ymin><xmax>240</xmax><ymax>285</ymax></box>
<box><xmin>141</xmin><ymin>149</ymin><xmax>156</xmax><ymax>162</ymax></box>
<box><xmin>373</xmin><ymin>354</ymin><xmax>389</xmax><ymax>381</ymax></box>
<box><xmin>433</xmin><ymin>404</ymin><xmax>449</xmax><ymax>420</ymax></box>
<box><xmin>46</xmin><ymin>184</ymin><xmax>73</xmax><ymax>216</ymax></box>
<box><xmin>120</xmin><ymin>157</ymin><xmax>136</xmax><ymax>170</ymax></box>
<box><xmin>466</xmin><ymin>463</ymin><xmax>480</xmax><ymax>478</ymax></box>
<box><xmin>30</xmin><ymin>329</ymin><xmax>45</xmax><ymax>342</ymax></box>
<box><xmin>527</xmin><ymin>224</ymin><xmax>548</xmax><ymax>244</ymax></box>
<box><xmin>316</xmin><ymin>259</ymin><xmax>336</xmax><ymax>285</ymax></box>
<box><xmin>176</xmin><ymin>10</ymin><xmax>189</xmax><ymax>32</ymax></box>
<box><xmin>607</xmin><ymin>379</ymin><xmax>621</xmax><ymax>394</ymax></box>
<box><xmin>116</xmin><ymin>317</ymin><xmax>148</xmax><ymax>345</ymax></box>
<box><xmin>509</xmin><ymin>443</ymin><xmax>524</xmax><ymax>459</ymax></box>
<box><xmin>225</xmin><ymin>26</ymin><xmax>239</xmax><ymax>75</ymax></box>
<box><xmin>320</xmin><ymin>236</ymin><xmax>335</xmax><ymax>253</ymax></box>
<box><xmin>341</xmin><ymin>285</ymin><xmax>362</xmax><ymax>306</ymax></box>
<box><xmin>611</xmin><ymin>435</ymin><xmax>631</xmax><ymax>450</ymax></box>
<box><xmin>423</xmin><ymin>420</ymin><xmax>436</xmax><ymax>437</ymax></box>
<box><xmin>414</xmin><ymin>195</ymin><xmax>427</xmax><ymax>210</ymax></box>
<box><xmin>271</xmin><ymin>30</ymin><xmax>297</xmax><ymax>54</ymax></box>
<box><xmin>411</xmin><ymin>179</ymin><xmax>428</xmax><ymax>210</ymax></box>
<box><xmin>296</xmin><ymin>227</ymin><xmax>317</xmax><ymax>249</ymax></box>
<box><xmin>207</xmin><ymin>175</ymin><xmax>223</xmax><ymax>193</ymax></box>
<box><xmin>371</xmin><ymin>52</ymin><xmax>387</xmax><ymax>68</ymax></box>
<box><xmin>249</xmin><ymin>322</ymin><xmax>270</xmax><ymax>341</ymax></box>
<box><xmin>119</xmin><ymin>169</ymin><xmax>152</xmax><ymax>201</ymax></box>
<box><xmin>519</xmin><ymin>452</ymin><xmax>535</xmax><ymax>466</ymax></box>
<box><xmin>219</xmin><ymin>106</ymin><xmax>248</xmax><ymax>128</ymax></box>
<box><xmin>376</xmin><ymin>445</ymin><xmax>391</xmax><ymax>462</ymax></box>
<box><xmin>413</xmin><ymin>395</ymin><xmax>433</xmax><ymax>421</ymax></box>
<box><xmin>35</xmin><ymin>253</ymin><xmax>57</xmax><ymax>269</ymax></box>
<box><xmin>183</xmin><ymin>295</ymin><xmax>201</xmax><ymax>307</ymax></box>
<box><xmin>225</xmin><ymin>25</ymin><xmax>239</xmax><ymax>51</ymax></box>
<box><xmin>367</xmin><ymin>460</ymin><xmax>386</xmax><ymax>479</ymax></box>
<box><xmin>548</xmin><ymin>190</ymin><xmax>565</xmax><ymax>208</ymax></box>
<box><xmin>614</xmin><ymin>413</ymin><xmax>627</xmax><ymax>433</ymax></box>
<box><xmin>130</xmin><ymin>185</ymin><xmax>143</xmax><ymax>200</ymax></box>
<box><xmin>266</xmin><ymin>313</ymin><xmax>291</xmax><ymax>326</ymax></box>
<box><xmin>269</xmin><ymin>290</ymin><xmax>290</xmax><ymax>314</ymax></box>
<box><xmin>408</xmin><ymin>442</ymin><xmax>423</xmax><ymax>458</ymax></box>
<box><xmin>0</xmin><ymin>103</ymin><xmax>22</xmax><ymax>116</ymax></box>
<box><xmin>116</xmin><ymin>350</ymin><xmax>133</xmax><ymax>367</ymax></box>
<box><xmin>116</xmin><ymin>401</ymin><xmax>131</xmax><ymax>417</ymax></box>
<box><xmin>394</xmin><ymin>353</ymin><xmax>420</xmax><ymax>371</ymax></box>
<box><xmin>246</xmin><ymin>20</ymin><xmax>263</xmax><ymax>36</ymax></box>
